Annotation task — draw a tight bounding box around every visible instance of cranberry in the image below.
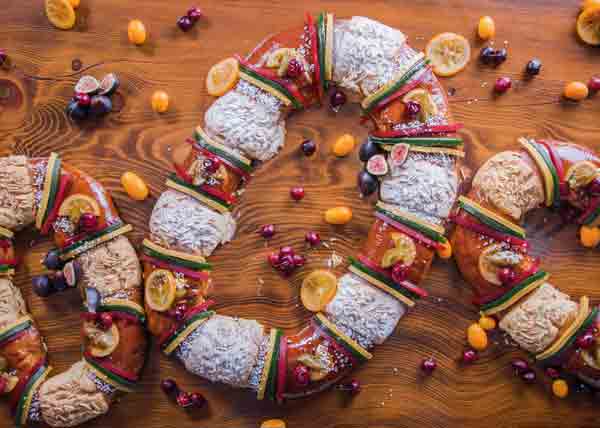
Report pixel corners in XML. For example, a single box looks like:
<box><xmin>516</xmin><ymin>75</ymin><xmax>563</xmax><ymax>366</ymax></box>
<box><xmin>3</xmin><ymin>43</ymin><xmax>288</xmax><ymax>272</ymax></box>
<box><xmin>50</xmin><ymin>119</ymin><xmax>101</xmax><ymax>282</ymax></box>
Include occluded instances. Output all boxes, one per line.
<box><xmin>577</xmin><ymin>332</ymin><xmax>595</xmax><ymax>349</ymax></box>
<box><xmin>588</xmin><ymin>76</ymin><xmax>600</xmax><ymax>92</ymax></box>
<box><xmin>545</xmin><ymin>367</ymin><xmax>560</xmax><ymax>379</ymax></box>
<box><xmin>187</xmin><ymin>7</ymin><xmax>203</xmax><ymax>22</ymax></box>
<box><xmin>494</xmin><ymin>77</ymin><xmax>512</xmax><ymax>93</ymax></box>
<box><xmin>286</xmin><ymin>59</ymin><xmax>304</xmax><ymax>79</ymax></box>
<box><xmin>391</xmin><ymin>263</ymin><xmax>408</xmax><ymax>284</ymax></box>
<box><xmin>290</xmin><ymin>186</ymin><xmax>305</xmax><ymax>201</ymax></box>
<box><xmin>268</xmin><ymin>252</ymin><xmax>281</xmax><ymax>267</ymax></box>
<box><xmin>421</xmin><ymin>357</ymin><xmax>437</xmax><ymax>374</ymax></box>
<box><xmin>497</xmin><ymin>267</ymin><xmax>516</xmax><ymax>285</ymax></box>
<box><xmin>294</xmin><ymin>364</ymin><xmax>310</xmax><ymax>386</ymax></box>
<box><xmin>160</xmin><ymin>378</ymin><xmax>178</xmax><ymax>395</ymax></box>
<box><xmin>259</xmin><ymin>224</ymin><xmax>275</xmax><ymax>239</ymax></box>
<box><xmin>79</xmin><ymin>213</ymin><xmax>99</xmax><ymax>233</ymax></box>
<box><xmin>588</xmin><ymin>178</ymin><xmax>600</xmax><ymax>195</ymax></box>
<box><xmin>177</xmin><ymin>16</ymin><xmax>194</xmax><ymax>32</ymax></box>
<box><xmin>462</xmin><ymin>349</ymin><xmax>479</xmax><ymax>364</ymax></box>
<box><xmin>189</xmin><ymin>392</ymin><xmax>206</xmax><ymax>408</ymax></box>
<box><xmin>330</xmin><ymin>89</ymin><xmax>347</xmax><ymax>110</ymax></box>
<box><xmin>99</xmin><ymin>313</ymin><xmax>113</xmax><ymax>329</ymax></box>
<box><xmin>301</xmin><ymin>139</ymin><xmax>317</xmax><ymax>157</ymax></box>
<box><xmin>278</xmin><ymin>254</ymin><xmax>296</xmax><ymax>275</ymax></box>
<box><xmin>292</xmin><ymin>254</ymin><xmax>305</xmax><ymax>267</ymax></box>
<box><xmin>280</xmin><ymin>246</ymin><xmax>294</xmax><ymax>256</ymax></box>
<box><xmin>337</xmin><ymin>379</ymin><xmax>361</xmax><ymax>395</ymax></box>
<box><xmin>521</xmin><ymin>370</ymin><xmax>537</xmax><ymax>383</ymax></box>
<box><xmin>404</xmin><ymin>101</ymin><xmax>421</xmax><ymax>120</ymax></box>
<box><xmin>511</xmin><ymin>358</ymin><xmax>529</xmax><ymax>374</ymax></box>
<box><xmin>0</xmin><ymin>49</ymin><xmax>7</xmax><ymax>66</ymax></box>
<box><xmin>75</xmin><ymin>92</ymin><xmax>91</xmax><ymax>107</ymax></box>
<box><xmin>305</xmin><ymin>231</ymin><xmax>321</xmax><ymax>247</ymax></box>
<box><xmin>176</xmin><ymin>391</ymin><xmax>192</xmax><ymax>408</ymax></box>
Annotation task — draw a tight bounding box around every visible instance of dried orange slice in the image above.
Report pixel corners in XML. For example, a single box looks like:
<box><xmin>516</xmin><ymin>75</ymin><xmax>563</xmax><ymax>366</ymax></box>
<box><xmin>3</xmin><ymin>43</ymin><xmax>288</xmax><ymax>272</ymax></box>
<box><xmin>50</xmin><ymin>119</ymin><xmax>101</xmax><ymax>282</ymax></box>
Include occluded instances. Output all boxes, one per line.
<box><xmin>566</xmin><ymin>160</ymin><xmax>599</xmax><ymax>189</ymax></box>
<box><xmin>577</xmin><ymin>7</ymin><xmax>600</xmax><ymax>46</ymax></box>
<box><xmin>382</xmin><ymin>233</ymin><xmax>417</xmax><ymax>268</ymax></box>
<box><xmin>206</xmin><ymin>58</ymin><xmax>240</xmax><ymax>97</ymax></box>
<box><xmin>478</xmin><ymin>243</ymin><xmax>522</xmax><ymax>285</ymax></box>
<box><xmin>425</xmin><ymin>32</ymin><xmax>471</xmax><ymax>77</ymax></box>
<box><xmin>85</xmin><ymin>323</ymin><xmax>120</xmax><ymax>358</ymax></box>
<box><xmin>300</xmin><ymin>270</ymin><xmax>338</xmax><ymax>312</ymax></box>
<box><xmin>145</xmin><ymin>269</ymin><xmax>177</xmax><ymax>312</ymax></box>
<box><xmin>58</xmin><ymin>194</ymin><xmax>101</xmax><ymax>223</ymax></box>
<box><xmin>402</xmin><ymin>88</ymin><xmax>439</xmax><ymax>122</ymax></box>
<box><xmin>45</xmin><ymin>0</ymin><xmax>76</xmax><ymax>30</ymax></box>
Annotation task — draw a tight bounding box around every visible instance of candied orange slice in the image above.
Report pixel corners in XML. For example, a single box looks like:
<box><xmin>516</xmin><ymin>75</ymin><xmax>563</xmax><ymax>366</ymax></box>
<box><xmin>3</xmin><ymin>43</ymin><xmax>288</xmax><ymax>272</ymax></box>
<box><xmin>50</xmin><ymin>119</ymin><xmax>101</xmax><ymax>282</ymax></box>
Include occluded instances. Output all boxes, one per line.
<box><xmin>577</xmin><ymin>7</ymin><xmax>600</xmax><ymax>46</ymax></box>
<box><xmin>206</xmin><ymin>58</ymin><xmax>240</xmax><ymax>97</ymax></box>
<box><xmin>300</xmin><ymin>270</ymin><xmax>338</xmax><ymax>312</ymax></box>
<box><xmin>86</xmin><ymin>323</ymin><xmax>120</xmax><ymax>358</ymax></box>
<box><xmin>58</xmin><ymin>194</ymin><xmax>101</xmax><ymax>223</ymax></box>
<box><xmin>45</xmin><ymin>0</ymin><xmax>76</xmax><ymax>30</ymax></box>
<box><xmin>425</xmin><ymin>32</ymin><xmax>471</xmax><ymax>77</ymax></box>
<box><xmin>478</xmin><ymin>243</ymin><xmax>522</xmax><ymax>285</ymax></box>
<box><xmin>566</xmin><ymin>160</ymin><xmax>599</xmax><ymax>189</ymax></box>
<box><xmin>145</xmin><ymin>269</ymin><xmax>177</xmax><ymax>312</ymax></box>
<box><xmin>382</xmin><ymin>233</ymin><xmax>416</xmax><ymax>268</ymax></box>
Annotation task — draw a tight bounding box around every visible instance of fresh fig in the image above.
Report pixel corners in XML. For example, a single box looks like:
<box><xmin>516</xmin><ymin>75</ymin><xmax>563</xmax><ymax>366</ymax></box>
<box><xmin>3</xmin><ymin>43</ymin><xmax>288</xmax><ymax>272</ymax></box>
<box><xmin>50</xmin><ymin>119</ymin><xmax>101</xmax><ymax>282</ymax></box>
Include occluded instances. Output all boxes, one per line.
<box><xmin>74</xmin><ymin>75</ymin><xmax>100</xmax><ymax>95</ymax></box>
<box><xmin>359</xmin><ymin>139</ymin><xmax>380</xmax><ymax>162</ymax></box>
<box><xmin>98</xmin><ymin>73</ymin><xmax>119</xmax><ymax>96</ymax></box>
<box><xmin>366</xmin><ymin>154</ymin><xmax>388</xmax><ymax>176</ymax></box>
<box><xmin>358</xmin><ymin>170</ymin><xmax>379</xmax><ymax>196</ymax></box>
<box><xmin>389</xmin><ymin>143</ymin><xmax>409</xmax><ymax>169</ymax></box>
<box><xmin>63</xmin><ymin>260</ymin><xmax>82</xmax><ymax>287</ymax></box>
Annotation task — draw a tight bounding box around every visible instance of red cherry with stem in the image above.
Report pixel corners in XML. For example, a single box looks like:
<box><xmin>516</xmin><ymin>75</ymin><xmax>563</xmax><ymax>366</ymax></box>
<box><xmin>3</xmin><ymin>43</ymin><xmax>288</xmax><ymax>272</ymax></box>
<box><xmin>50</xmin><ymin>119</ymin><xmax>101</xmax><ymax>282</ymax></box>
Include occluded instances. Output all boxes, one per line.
<box><xmin>190</xmin><ymin>392</ymin><xmax>206</xmax><ymax>408</ymax></box>
<box><xmin>305</xmin><ymin>231</ymin><xmax>321</xmax><ymax>247</ymax></box>
<box><xmin>259</xmin><ymin>224</ymin><xmax>275</xmax><ymax>239</ymax></box>
<box><xmin>268</xmin><ymin>252</ymin><xmax>281</xmax><ymax>267</ymax></box>
<box><xmin>187</xmin><ymin>7</ymin><xmax>203</xmax><ymax>23</ymax></box>
<box><xmin>462</xmin><ymin>349</ymin><xmax>478</xmax><ymax>364</ymax></box>
<box><xmin>290</xmin><ymin>186</ymin><xmax>305</xmax><ymax>201</ymax></box>
<box><xmin>588</xmin><ymin>76</ymin><xmax>600</xmax><ymax>92</ymax></box>
<box><xmin>293</xmin><ymin>364</ymin><xmax>310</xmax><ymax>386</ymax></box>
<box><xmin>577</xmin><ymin>332</ymin><xmax>595</xmax><ymax>349</ymax></box>
<box><xmin>494</xmin><ymin>77</ymin><xmax>512</xmax><ymax>93</ymax></box>
<box><xmin>99</xmin><ymin>312</ymin><xmax>113</xmax><ymax>329</ymax></box>
<box><xmin>286</xmin><ymin>59</ymin><xmax>304</xmax><ymax>79</ymax></box>
<box><xmin>421</xmin><ymin>357</ymin><xmax>437</xmax><ymax>374</ymax></box>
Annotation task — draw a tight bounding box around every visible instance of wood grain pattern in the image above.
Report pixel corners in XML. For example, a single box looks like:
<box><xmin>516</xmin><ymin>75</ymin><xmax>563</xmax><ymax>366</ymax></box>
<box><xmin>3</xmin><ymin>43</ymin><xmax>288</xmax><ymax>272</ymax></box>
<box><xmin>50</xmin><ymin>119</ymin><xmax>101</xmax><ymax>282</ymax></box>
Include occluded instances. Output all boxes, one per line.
<box><xmin>2</xmin><ymin>0</ymin><xmax>600</xmax><ymax>427</ymax></box>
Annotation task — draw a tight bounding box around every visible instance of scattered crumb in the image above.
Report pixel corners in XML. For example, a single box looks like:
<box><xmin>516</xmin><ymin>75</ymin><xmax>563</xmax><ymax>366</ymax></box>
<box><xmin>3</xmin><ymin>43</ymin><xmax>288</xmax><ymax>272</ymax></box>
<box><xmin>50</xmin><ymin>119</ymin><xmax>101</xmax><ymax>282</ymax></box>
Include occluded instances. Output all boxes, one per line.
<box><xmin>326</xmin><ymin>252</ymin><xmax>343</xmax><ymax>269</ymax></box>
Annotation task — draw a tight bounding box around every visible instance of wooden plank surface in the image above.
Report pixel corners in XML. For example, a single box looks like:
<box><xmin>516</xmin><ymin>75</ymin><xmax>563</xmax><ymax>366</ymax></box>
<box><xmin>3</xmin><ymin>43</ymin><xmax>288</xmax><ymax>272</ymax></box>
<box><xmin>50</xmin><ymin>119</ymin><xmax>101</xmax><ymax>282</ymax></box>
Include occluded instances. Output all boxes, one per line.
<box><xmin>1</xmin><ymin>0</ymin><xmax>600</xmax><ymax>427</ymax></box>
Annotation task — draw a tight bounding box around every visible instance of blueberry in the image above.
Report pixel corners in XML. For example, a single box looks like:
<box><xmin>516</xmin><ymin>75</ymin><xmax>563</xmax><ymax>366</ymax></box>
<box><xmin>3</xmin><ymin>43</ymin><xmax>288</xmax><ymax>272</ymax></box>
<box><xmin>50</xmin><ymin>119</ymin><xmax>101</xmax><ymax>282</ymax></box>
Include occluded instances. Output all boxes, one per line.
<box><xmin>66</xmin><ymin>100</ymin><xmax>88</xmax><ymax>121</ymax></box>
<box><xmin>43</xmin><ymin>249</ymin><xmax>63</xmax><ymax>270</ymax></box>
<box><xmin>32</xmin><ymin>275</ymin><xmax>52</xmax><ymax>298</ymax></box>
<box><xmin>479</xmin><ymin>46</ymin><xmax>495</xmax><ymax>64</ymax></box>
<box><xmin>525</xmin><ymin>58</ymin><xmax>542</xmax><ymax>76</ymax></box>
<box><xmin>89</xmin><ymin>95</ymin><xmax>112</xmax><ymax>118</ymax></box>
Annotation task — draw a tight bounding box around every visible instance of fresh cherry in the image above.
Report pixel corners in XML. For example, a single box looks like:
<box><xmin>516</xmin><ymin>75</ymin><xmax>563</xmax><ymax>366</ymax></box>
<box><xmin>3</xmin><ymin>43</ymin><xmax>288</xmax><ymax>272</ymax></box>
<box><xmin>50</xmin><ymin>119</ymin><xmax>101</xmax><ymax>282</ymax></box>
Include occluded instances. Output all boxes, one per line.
<box><xmin>280</xmin><ymin>246</ymin><xmax>294</xmax><ymax>256</ymax></box>
<box><xmin>494</xmin><ymin>77</ymin><xmax>512</xmax><ymax>93</ymax></box>
<box><xmin>187</xmin><ymin>7</ymin><xmax>203</xmax><ymax>23</ymax></box>
<box><xmin>301</xmin><ymin>139</ymin><xmax>317</xmax><ymax>157</ymax></box>
<box><xmin>305</xmin><ymin>231</ymin><xmax>321</xmax><ymax>247</ymax></box>
<box><xmin>290</xmin><ymin>186</ymin><xmax>305</xmax><ymax>201</ymax></box>
<box><xmin>421</xmin><ymin>357</ymin><xmax>437</xmax><ymax>374</ymax></box>
<box><xmin>588</xmin><ymin>76</ymin><xmax>600</xmax><ymax>92</ymax></box>
<box><xmin>268</xmin><ymin>252</ymin><xmax>281</xmax><ymax>267</ymax></box>
<box><xmin>75</xmin><ymin>92</ymin><xmax>91</xmax><ymax>107</ymax></box>
<box><xmin>259</xmin><ymin>224</ymin><xmax>275</xmax><ymax>239</ymax></box>
<box><xmin>462</xmin><ymin>349</ymin><xmax>479</xmax><ymax>364</ymax></box>
<box><xmin>293</xmin><ymin>364</ymin><xmax>310</xmax><ymax>386</ymax></box>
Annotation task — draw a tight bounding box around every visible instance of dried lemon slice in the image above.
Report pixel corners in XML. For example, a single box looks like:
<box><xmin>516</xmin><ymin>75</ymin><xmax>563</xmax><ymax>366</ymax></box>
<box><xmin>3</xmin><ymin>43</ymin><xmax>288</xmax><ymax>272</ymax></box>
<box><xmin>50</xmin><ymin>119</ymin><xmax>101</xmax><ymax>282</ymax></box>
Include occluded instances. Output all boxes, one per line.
<box><xmin>145</xmin><ymin>269</ymin><xmax>177</xmax><ymax>312</ymax></box>
<box><xmin>85</xmin><ymin>323</ymin><xmax>120</xmax><ymax>358</ymax></box>
<box><xmin>382</xmin><ymin>233</ymin><xmax>417</xmax><ymax>268</ymax></box>
<box><xmin>300</xmin><ymin>270</ymin><xmax>338</xmax><ymax>312</ymax></box>
<box><xmin>577</xmin><ymin>7</ymin><xmax>600</xmax><ymax>46</ymax></box>
<box><xmin>58</xmin><ymin>194</ymin><xmax>101</xmax><ymax>223</ymax></box>
<box><xmin>45</xmin><ymin>0</ymin><xmax>76</xmax><ymax>30</ymax></box>
<box><xmin>206</xmin><ymin>58</ymin><xmax>240</xmax><ymax>97</ymax></box>
<box><xmin>402</xmin><ymin>88</ymin><xmax>439</xmax><ymax>122</ymax></box>
<box><xmin>478</xmin><ymin>243</ymin><xmax>522</xmax><ymax>285</ymax></box>
<box><xmin>565</xmin><ymin>160</ymin><xmax>599</xmax><ymax>189</ymax></box>
<box><xmin>425</xmin><ymin>32</ymin><xmax>471</xmax><ymax>77</ymax></box>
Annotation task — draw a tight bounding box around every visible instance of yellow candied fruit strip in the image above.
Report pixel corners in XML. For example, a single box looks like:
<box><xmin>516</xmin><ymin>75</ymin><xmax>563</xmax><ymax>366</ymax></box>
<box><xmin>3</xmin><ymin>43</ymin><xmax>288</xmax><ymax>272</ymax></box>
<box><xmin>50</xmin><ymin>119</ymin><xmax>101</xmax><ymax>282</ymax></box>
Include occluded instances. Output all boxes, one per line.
<box><xmin>195</xmin><ymin>126</ymin><xmax>252</xmax><ymax>167</ymax></box>
<box><xmin>480</xmin><ymin>273</ymin><xmax>549</xmax><ymax>316</ymax></box>
<box><xmin>83</xmin><ymin>362</ymin><xmax>134</xmax><ymax>392</ymax></box>
<box><xmin>165</xmin><ymin>179</ymin><xmax>230</xmax><ymax>214</ymax></box>
<box><xmin>35</xmin><ymin>152</ymin><xmax>59</xmax><ymax>229</ymax></box>
<box><xmin>0</xmin><ymin>226</ymin><xmax>14</xmax><ymax>239</ymax></box>
<box><xmin>536</xmin><ymin>296</ymin><xmax>590</xmax><ymax>361</ymax></box>
<box><xmin>257</xmin><ymin>328</ymin><xmax>279</xmax><ymax>401</ymax></box>
<box><xmin>315</xmin><ymin>313</ymin><xmax>373</xmax><ymax>360</ymax></box>
<box><xmin>239</xmin><ymin>70</ymin><xmax>292</xmax><ymax>107</ymax></box>
<box><xmin>0</xmin><ymin>316</ymin><xmax>32</xmax><ymax>338</ymax></box>
<box><xmin>142</xmin><ymin>239</ymin><xmax>207</xmax><ymax>264</ymax></box>
<box><xmin>519</xmin><ymin>138</ymin><xmax>554</xmax><ymax>207</ymax></box>
<box><xmin>361</xmin><ymin>53</ymin><xmax>425</xmax><ymax>109</ymax></box>
<box><xmin>163</xmin><ymin>317</ymin><xmax>211</xmax><ymax>356</ymax></box>
<box><xmin>458</xmin><ymin>196</ymin><xmax>526</xmax><ymax>237</ymax></box>
<box><xmin>324</xmin><ymin>13</ymin><xmax>334</xmax><ymax>82</ymax></box>
<box><xmin>376</xmin><ymin>201</ymin><xmax>445</xmax><ymax>235</ymax></box>
<box><xmin>408</xmin><ymin>145</ymin><xmax>465</xmax><ymax>158</ymax></box>
<box><xmin>59</xmin><ymin>224</ymin><xmax>133</xmax><ymax>261</ymax></box>
<box><xmin>20</xmin><ymin>366</ymin><xmax>53</xmax><ymax>426</ymax></box>
<box><xmin>348</xmin><ymin>264</ymin><xmax>415</xmax><ymax>308</ymax></box>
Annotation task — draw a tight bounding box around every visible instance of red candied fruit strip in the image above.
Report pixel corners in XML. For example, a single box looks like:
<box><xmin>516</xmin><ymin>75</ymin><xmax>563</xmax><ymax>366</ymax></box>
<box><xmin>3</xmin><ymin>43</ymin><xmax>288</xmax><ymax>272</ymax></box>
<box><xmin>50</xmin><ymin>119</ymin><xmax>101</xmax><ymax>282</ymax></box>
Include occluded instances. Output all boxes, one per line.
<box><xmin>371</xmin><ymin>123</ymin><xmax>464</xmax><ymax>138</ymax></box>
<box><xmin>472</xmin><ymin>259</ymin><xmax>541</xmax><ymax>306</ymax></box>
<box><xmin>157</xmin><ymin>299</ymin><xmax>216</xmax><ymax>346</ymax></box>
<box><xmin>9</xmin><ymin>358</ymin><xmax>46</xmax><ymax>410</ymax></box>
<box><xmin>276</xmin><ymin>334</ymin><xmax>288</xmax><ymax>403</ymax></box>
<box><xmin>306</xmin><ymin>12</ymin><xmax>323</xmax><ymax>102</ymax></box>
<box><xmin>41</xmin><ymin>173</ymin><xmax>73</xmax><ymax>235</ymax></box>
<box><xmin>368</xmin><ymin>74</ymin><xmax>428</xmax><ymax>115</ymax></box>
<box><xmin>373</xmin><ymin>212</ymin><xmax>440</xmax><ymax>250</ymax></box>
<box><xmin>83</xmin><ymin>351</ymin><xmax>139</xmax><ymax>382</ymax></box>
<box><xmin>356</xmin><ymin>254</ymin><xmax>428</xmax><ymax>298</ymax></box>
<box><xmin>139</xmin><ymin>254</ymin><xmax>210</xmax><ymax>281</ymax></box>
<box><xmin>538</xmin><ymin>140</ymin><xmax>565</xmax><ymax>181</ymax></box>
<box><xmin>452</xmin><ymin>212</ymin><xmax>529</xmax><ymax>250</ymax></box>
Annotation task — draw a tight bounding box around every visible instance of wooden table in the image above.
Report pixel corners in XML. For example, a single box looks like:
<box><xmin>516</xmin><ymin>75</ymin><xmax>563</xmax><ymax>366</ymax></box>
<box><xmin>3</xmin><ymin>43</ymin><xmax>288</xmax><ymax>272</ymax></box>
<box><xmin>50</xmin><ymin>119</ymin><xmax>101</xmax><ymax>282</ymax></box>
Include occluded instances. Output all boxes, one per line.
<box><xmin>1</xmin><ymin>0</ymin><xmax>600</xmax><ymax>427</ymax></box>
